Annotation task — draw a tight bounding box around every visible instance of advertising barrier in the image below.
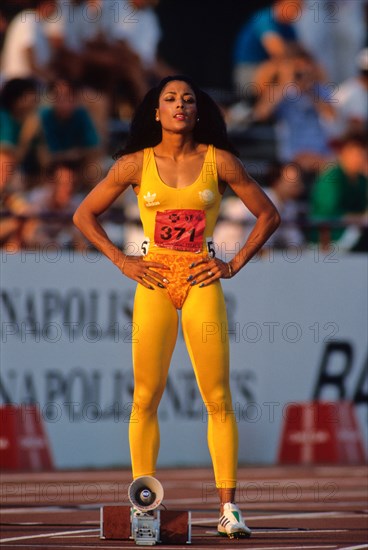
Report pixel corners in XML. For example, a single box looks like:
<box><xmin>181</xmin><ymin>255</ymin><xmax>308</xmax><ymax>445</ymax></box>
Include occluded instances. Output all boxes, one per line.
<box><xmin>1</xmin><ymin>248</ymin><xmax>367</xmax><ymax>468</ymax></box>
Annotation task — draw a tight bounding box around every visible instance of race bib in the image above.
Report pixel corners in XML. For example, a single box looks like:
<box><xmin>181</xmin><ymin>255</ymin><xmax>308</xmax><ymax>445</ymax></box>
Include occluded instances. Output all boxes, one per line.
<box><xmin>154</xmin><ymin>209</ymin><xmax>206</xmax><ymax>251</ymax></box>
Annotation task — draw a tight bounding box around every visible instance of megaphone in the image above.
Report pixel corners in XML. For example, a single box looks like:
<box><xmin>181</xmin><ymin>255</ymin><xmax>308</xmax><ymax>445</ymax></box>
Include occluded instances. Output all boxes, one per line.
<box><xmin>128</xmin><ymin>476</ymin><xmax>164</xmax><ymax>512</ymax></box>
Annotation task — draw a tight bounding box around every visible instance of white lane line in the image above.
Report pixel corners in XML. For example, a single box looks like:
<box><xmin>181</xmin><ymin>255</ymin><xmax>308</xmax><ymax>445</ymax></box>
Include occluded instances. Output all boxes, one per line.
<box><xmin>80</xmin><ymin>521</ymin><xmax>98</xmax><ymax>524</ymax></box>
<box><xmin>195</xmin><ymin>520</ymin><xmax>347</xmax><ymax>533</ymax></box>
<box><xmin>248</xmin><ymin>512</ymin><xmax>365</xmax><ymax>520</ymax></box>
<box><xmin>198</xmin><ymin>541</ymin><xmax>337</xmax><ymax>550</ymax></box>
<box><xmin>253</xmin><ymin>529</ymin><xmax>346</xmax><ymax>534</ymax></box>
<box><xmin>338</xmin><ymin>546</ymin><xmax>368</xmax><ymax>550</ymax></box>
<box><xmin>53</xmin><ymin>534</ymin><xmax>99</xmax><ymax>539</ymax></box>
<box><xmin>0</xmin><ymin>546</ymin><xmax>134</xmax><ymax>550</ymax></box>
<box><xmin>255</xmin><ymin>530</ymin><xmax>347</xmax><ymax>534</ymax></box>
<box><xmin>0</xmin><ymin>507</ymin><xmax>72</xmax><ymax>514</ymax></box>
<box><xmin>233</xmin><ymin>547</ymin><xmax>337</xmax><ymax>550</ymax></box>
<box><xmin>0</xmin><ymin>538</ymin><xmax>342</xmax><ymax>550</ymax></box>
<box><xmin>192</xmin><ymin>517</ymin><xmax>217</xmax><ymax>524</ymax></box>
<box><xmin>192</xmin><ymin>512</ymin><xmax>357</xmax><ymax>531</ymax></box>
<box><xmin>0</xmin><ymin>547</ymin><xmax>340</xmax><ymax>550</ymax></box>
<box><xmin>4</xmin><ymin>523</ymin><xmax>44</xmax><ymax>526</ymax></box>
<box><xmin>0</xmin><ymin>528</ymin><xmax>99</xmax><ymax>543</ymax></box>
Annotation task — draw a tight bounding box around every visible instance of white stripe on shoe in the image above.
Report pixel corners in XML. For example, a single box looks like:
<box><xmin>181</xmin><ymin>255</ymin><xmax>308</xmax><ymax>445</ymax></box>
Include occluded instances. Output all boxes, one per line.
<box><xmin>217</xmin><ymin>502</ymin><xmax>251</xmax><ymax>539</ymax></box>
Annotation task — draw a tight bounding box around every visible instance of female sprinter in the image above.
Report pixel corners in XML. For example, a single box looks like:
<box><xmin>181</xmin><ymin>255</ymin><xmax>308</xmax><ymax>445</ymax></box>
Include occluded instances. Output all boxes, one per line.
<box><xmin>73</xmin><ymin>75</ymin><xmax>280</xmax><ymax>538</ymax></box>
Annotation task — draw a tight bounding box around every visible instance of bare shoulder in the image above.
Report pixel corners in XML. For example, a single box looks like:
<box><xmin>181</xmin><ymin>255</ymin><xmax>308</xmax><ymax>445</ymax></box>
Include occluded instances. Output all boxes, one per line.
<box><xmin>214</xmin><ymin>148</ymin><xmax>248</xmax><ymax>184</ymax></box>
<box><xmin>215</xmin><ymin>147</ymin><xmax>238</xmax><ymax>165</ymax></box>
<box><xmin>110</xmin><ymin>150</ymin><xmax>144</xmax><ymax>186</ymax></box>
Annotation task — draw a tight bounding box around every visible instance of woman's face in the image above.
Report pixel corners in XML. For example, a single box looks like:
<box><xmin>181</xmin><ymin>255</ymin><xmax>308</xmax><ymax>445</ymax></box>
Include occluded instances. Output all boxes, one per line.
<box><xmin>339</xmin><ymin>142</ymin><xmax>367</xmax><ymax>175</ymax></box>
<box><xmin>156</xmin><ymin>80</ymin><xmax>198</xmax><ymax>133</ymax></box>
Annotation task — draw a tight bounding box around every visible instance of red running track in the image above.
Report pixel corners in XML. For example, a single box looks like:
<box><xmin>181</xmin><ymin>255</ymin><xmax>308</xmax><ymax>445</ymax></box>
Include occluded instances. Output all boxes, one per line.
<box><xmin>1</xmin><ymin>465</ymin><xmax>367</xmax><ymax>549</ymax></box>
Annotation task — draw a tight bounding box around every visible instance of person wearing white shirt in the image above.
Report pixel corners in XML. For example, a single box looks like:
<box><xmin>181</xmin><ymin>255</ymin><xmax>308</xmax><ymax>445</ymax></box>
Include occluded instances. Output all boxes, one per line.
<box><xmin>54</xmin><ymin>0</ymin><xmax>150</xmax><ymax>110</ymax></box>
<box><xmin>58</xmin><ymin>0</ymin><xmax>117</xmax><ymax>54</ymax></box>
<box><xmin>295</xmin><ymin>0</ymin><xmax>367</xmax><ymax>84</ymax></box>
<box><xmin>335</xmin><ymin>49</ymin><xmax>368</xmax><ymax>136</ymax></box>
<box><xmin>111</xmin><ymin>0</ymin><xmax>174</xmax><ymax>84</ymax></box>
<box><xmin>1</xmin><ymin>0</ymin><xmax>63</xmax><ymax>82</ymax></box>
<box><xmin>113</xmin><ymin>0</ymin><xmax>161</xmax><ymax>69</ymax></box>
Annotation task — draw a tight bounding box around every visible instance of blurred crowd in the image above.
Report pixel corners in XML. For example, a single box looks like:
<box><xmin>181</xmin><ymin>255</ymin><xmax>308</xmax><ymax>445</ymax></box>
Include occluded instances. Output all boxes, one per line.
<box><xmin>0</xmin><ymin>0</ymin><xmax>367</xmax><ymax>253</ymax></box>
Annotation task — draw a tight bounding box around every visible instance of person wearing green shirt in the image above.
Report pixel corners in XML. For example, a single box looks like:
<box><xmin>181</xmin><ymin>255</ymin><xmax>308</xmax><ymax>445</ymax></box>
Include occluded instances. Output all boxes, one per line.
<box><xmin>0</xmin><ymin>77</ymin><xmax>38</xmax><ymax>190</ymax></box>
<box><xmin>310</xmin><ymin>133</ymin><xmax>367</xmax><ymax>249</ymax></box>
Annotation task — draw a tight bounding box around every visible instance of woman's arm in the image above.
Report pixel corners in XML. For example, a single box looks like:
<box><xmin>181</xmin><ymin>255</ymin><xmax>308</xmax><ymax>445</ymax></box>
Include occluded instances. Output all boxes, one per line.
<box><xmin>188</xmin><ymin>150</ymin><xmax>280</xmax><ymax>286</ymax></box>
<box><xmin>73</xmin><ymin>152</ymin><xmax>170</xmax><ymax>289</ymax></box>
<box><xmin>73</xmin><ymin>153</ymin><xmax>141</xmax><ymax>267</ymax></box>
<box><xmin>217</xmin><ymin>149</ymin><xmax>280</xmax><ymax>275</ymax></box>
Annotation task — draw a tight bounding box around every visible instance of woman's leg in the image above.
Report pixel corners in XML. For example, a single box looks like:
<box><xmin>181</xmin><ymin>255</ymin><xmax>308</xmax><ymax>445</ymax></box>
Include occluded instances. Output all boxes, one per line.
<box><xmin>129</xmin><ymin>283</ymin><xmax>178</xmax><ymax>478</ymax></box>
<box><xmin>181</xmin><ymin>281</ymin><xmax>238</xmax><ymax>497</ymax></box>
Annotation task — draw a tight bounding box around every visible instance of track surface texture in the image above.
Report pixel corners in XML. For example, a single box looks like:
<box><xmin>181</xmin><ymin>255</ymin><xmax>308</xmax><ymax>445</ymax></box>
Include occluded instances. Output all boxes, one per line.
<box><xmin>1</xmin><ymin>465</ymin><xmax>367</xmax><ymax>549</ymax></box>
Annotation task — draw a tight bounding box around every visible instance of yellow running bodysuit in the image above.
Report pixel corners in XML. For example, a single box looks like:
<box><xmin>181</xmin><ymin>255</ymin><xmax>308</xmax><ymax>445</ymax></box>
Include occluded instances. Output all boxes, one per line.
<box><xmin>129</xmin><ymin>145</ymin><xmax>238</xmax><ymax>488</ymax></box>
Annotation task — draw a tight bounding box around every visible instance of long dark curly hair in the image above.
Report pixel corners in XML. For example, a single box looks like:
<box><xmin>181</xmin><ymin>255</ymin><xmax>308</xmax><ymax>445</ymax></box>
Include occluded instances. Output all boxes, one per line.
<box><xmin>113</xmin><ymin>75</ymin><xmax>238</xmax><ymax>159</ymax></box>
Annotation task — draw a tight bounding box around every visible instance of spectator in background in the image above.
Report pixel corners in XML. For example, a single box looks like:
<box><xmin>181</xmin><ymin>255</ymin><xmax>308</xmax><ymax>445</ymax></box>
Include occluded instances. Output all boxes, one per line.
<box><xmin>335</xmin><ymin>48</ymin><xmax>368</xmax><ymax>137</ymax></box>
<box><xmin>54</xmin><ymin>0</ymin><xmax>153</xmax><ymax>117</ymax></box>
<box><xmin>253</xmin><ymin>48</ymin><xmax>336</xmax><ymax>174</ymax></box>
<box><xmin>0</xmin><ymin>77</ymin><xmax>40</xmax><ymax>248</ymax></box>
<box><xmin>0</xmin><ymin>77</ymin><xmax>39</xmax><ymax>189</ymax></box>
<box><xmin>25</xmin><ymin>162</ymin><xmax>87</xmax><ymax>248</ymax></box>
<box><xmin>231</xmin><ymin>0</ymin><xmax>302</xmax><ymax>105</ymax></box>
<box><xmin>1</xmin><ymin>0</ymin><xmax>63</xmax><ymax>83</ymax></box>
<box><xmin>262</xmin><ymin>162</ymin><xmax>306</xmax><ymax>249</ymax></box>
<box><xmin>111</xmin><ymin>0</ymin><xmax>174</xmax><ymax>89</ymax></box>
<box><xmin>295</xmin><ymin>0</ymin><xmax>367</xmax><ymax>85</ymax></box>
<box><xmin>227</xmin><ymin>0</ymin><xmax>303</xmax><ymax>129</ymax></box>
<box><xmin>17</xmin><ymin>78</ymin><xmax>102</xmax><ymax>191</ymax></box>
<box><xmin>49</xmin><ymin>0</ymin><xmax>116</xmax><ymax>148</ymax></box>
<box><xmin>214</xmin><ymin>162</ymin><xmax>305</xmax><ymax>258</ymax></box>
<box><xmin>59</xmin><ymin>0</ymin><xmax>114</xmax><ymax>55</ymax></box>
<box><xmin>310</xmin><ymin>132</ymin><xmax>367</xmax><ymax>251</ymax></box>
<box><xmin>121</xmin><ymin>189</ymin><xmax>145</xmax><ymax>254</ymax></box>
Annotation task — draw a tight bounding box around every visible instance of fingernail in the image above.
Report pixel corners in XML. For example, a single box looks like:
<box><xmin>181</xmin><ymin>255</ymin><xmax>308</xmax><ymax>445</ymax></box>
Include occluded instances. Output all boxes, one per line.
<box><xmin>187</xmin><ymin>275</ymin><xmax>193</xmax><ymax>281</ymax></box>
<box><xmin>189</xmin><ymin>262</ymin><xmax>195</xmax><ymax>268</ymax></box>
<box><xmin>163</xmin><ymin>278</ymin><xmax>169</xmax><ymax>284</ymax></box>
<box><xmin>199</xmin><ymin>283</ymin><xmax>205</xmax><ymax>288</ymax></box>
<box><xmin>158</xmin><ymin>283</ymin><xmax>165</xmax><ymax>288</ymax></box>
<box><xmin>190</xmin><ymin>280</ymin><xmax>197</xmax><ymax>286</ymax></box>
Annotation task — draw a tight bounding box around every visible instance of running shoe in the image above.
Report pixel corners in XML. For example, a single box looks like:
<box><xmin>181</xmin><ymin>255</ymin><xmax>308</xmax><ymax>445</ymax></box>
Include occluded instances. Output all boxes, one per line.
<box><xmin>217</xmin><ymin>502</ymin><xmax>251</xmax><ymax>538</ymax></box>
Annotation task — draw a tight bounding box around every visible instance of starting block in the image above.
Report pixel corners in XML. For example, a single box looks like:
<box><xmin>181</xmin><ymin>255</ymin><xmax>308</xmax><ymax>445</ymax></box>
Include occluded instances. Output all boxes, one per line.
<box><xmin>100</xmin><ymin>507</ymin><xmax>191</xmax><ymax>545</ymax></box>
<box><xmin>100</xmin><ymin>476</ymin><xmax>191</xmax><ymax>545</ymax></box>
